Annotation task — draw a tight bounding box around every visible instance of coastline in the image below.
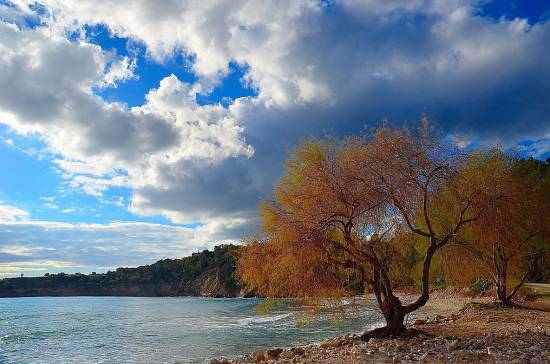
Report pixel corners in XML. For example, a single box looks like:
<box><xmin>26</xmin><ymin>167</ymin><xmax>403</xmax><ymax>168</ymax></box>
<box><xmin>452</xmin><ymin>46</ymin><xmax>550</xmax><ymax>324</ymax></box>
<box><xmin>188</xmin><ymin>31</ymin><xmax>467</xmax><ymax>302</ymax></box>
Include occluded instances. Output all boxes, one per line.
<box><xmin>211</xmin><ymin>293</ymin><xmax>550</xmax><ymax>364</ymax></box>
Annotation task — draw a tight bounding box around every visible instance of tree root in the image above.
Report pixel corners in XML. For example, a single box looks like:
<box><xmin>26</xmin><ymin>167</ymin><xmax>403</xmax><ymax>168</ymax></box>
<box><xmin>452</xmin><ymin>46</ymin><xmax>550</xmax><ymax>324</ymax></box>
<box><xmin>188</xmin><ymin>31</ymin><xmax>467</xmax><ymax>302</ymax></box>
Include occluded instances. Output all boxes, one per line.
<box><xmin>360</xmin><ymin>326</ymin><xmax>432</xmax><ymax>340</ymax></box>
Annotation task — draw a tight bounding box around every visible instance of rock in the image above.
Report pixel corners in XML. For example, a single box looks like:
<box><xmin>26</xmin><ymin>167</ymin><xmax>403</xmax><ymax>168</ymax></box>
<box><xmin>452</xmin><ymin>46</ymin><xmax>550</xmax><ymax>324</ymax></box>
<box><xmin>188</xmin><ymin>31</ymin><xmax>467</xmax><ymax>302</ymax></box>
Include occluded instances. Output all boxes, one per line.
<box><xmin>320</xmin><ymin>337</ymin><xmax>346</xmax><ymax>348</ymax></box>
<box><xmin>265</xmin><ymin>348</ymin><xmax>283</xmax><ymax>360</ymax></box>
<box><xmin>253</xmin><ymin>349</ymin><xmax>266</xmax><ymax>361</ymax></box>
<box><xmin>291</xmin><ymin>347</ymin><xmax>305</xmax><ymax>356</ymax></box>
<box><xmin>209</xmin><ymin>359</ymin><xmax>230</xmax><ymax>364</ymax></box>
<box><xmin>279</xmin><ymin>350</ymin><xmax>293</xmax><ymax>359</ymax></box>
<box><xmin>447</xmin><ymin>339</ymin><xmax>461</xmax><ymax>351</ymax></box>
<box><xmin>413</xmin><ymin>319</ymin><xmax>427</xmax><ymax>326</ymax></box>
<box><xmin>368</xmin><ymin>337</ymin><xmax>381</xmax><ymax>346</ymax></box>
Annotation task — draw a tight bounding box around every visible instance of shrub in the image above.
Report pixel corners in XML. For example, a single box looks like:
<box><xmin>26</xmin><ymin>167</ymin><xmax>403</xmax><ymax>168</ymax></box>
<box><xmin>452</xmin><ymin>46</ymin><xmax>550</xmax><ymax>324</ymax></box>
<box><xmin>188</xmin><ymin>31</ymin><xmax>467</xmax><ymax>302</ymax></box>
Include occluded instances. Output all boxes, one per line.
<box><xmin>471</xmin><ymin>277</ymin><xmax>493</xmax><ymax>293</ymax></box>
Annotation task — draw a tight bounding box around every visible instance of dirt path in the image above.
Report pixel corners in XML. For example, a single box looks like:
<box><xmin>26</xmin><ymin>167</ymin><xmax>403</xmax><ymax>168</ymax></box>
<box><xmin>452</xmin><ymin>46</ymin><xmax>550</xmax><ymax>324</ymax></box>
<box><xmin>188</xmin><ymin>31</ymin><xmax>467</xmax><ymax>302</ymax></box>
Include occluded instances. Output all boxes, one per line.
<box><xmin>526</xmin><ymin>283</ymin><xmax>550</xmax><ymax>293</ymax></box>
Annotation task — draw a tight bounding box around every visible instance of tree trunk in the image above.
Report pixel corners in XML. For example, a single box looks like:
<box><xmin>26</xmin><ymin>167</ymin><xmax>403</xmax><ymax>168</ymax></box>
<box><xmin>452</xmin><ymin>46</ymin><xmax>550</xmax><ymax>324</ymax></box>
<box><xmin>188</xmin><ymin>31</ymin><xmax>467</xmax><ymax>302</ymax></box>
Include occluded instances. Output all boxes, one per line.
<box><xmin>380</xmin><ymin>299</ymin><xmax>406</xmax><ymax>334</ymax></box>
<box><xmin>495</xmin><ymin>260</ymin><xmax>512</xmax><ymax>305</ymax></box>
<box><xmin>496</xmin><ymin>277</ymin><xmax>507</xmax><ymax>302</ymax></box>
<box><xmin>367</xmin><ymin>264</ymin><xmax>407</xmax><ymax>337</ymax></box>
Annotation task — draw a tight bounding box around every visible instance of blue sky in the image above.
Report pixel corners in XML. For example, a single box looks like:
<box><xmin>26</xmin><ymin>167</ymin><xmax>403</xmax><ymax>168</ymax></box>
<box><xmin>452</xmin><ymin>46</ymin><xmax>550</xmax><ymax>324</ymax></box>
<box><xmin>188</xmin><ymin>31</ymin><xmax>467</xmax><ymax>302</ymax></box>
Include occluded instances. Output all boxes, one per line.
<box><xmin>0</xmin><ymin>0</ymin><xmax>549</xmax><ymax>277</ymax></box>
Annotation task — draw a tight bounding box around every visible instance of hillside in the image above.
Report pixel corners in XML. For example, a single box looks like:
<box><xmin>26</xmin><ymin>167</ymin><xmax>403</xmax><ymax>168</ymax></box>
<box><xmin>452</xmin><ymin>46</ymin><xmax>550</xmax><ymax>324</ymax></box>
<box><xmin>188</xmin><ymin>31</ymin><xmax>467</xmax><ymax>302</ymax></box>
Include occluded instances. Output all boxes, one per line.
<box><xmin>0</xmin><ymin>244</ymin><xmax>245</xmax><ymax>298</ymax></box>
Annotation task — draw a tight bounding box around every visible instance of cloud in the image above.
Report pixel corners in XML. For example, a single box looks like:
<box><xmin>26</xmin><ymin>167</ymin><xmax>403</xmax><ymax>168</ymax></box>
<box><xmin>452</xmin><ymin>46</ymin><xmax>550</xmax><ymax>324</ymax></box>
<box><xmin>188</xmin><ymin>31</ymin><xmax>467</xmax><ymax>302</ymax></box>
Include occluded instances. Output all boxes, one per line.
<box><xmin>0</xmin><ymin>218</ymin><xmax>249</xmax><ymax>277</ymax></box>
<box><xmin>0</xmin><ymin>260</ymin><xmax>79</xmax><ymax>276</ymax></box>
<box><xmin>0</xmin><ymin>0</ymin><xmax>549</xmax><ymax>239</ymax></box>
<box><xmin>515</xmin><ymin>133</ymin><xmax>550</xmax><ymax>158</ymax></box>
<box><xmin>100</xmin><ymin>56</ymin><xmax>137</xmax><ymax>88</ymax></box>
<box><xmin>0</xmin><ymin>203</ymin><xmax>29</xmax><ymax>221</ymax></box>
<box><xmin>0</xmin><ymin>18</ymin><xmax>253</xmax><ymax>220</ymax></box>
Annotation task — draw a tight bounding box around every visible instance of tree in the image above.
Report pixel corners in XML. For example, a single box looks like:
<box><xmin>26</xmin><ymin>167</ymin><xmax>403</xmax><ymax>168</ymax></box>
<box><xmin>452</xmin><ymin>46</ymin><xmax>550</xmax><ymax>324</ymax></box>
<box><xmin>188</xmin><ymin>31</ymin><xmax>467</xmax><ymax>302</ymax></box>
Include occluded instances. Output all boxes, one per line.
<box><xmin>238</xmin><ymin>123</ymin><xmax>499</xmax><ymax>335</ymax></box>
<box><xmin>451</xmin><ymin>151</ymin><xmax>549</xmax><ymax>304</ymax></box>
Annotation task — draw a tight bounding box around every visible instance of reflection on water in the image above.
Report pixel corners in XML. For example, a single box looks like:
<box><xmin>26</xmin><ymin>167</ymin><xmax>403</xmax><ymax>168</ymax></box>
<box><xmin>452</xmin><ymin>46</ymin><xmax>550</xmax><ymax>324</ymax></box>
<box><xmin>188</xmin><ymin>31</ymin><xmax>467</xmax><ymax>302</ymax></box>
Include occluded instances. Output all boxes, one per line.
<box><xmin>0</xmin><ymin>296</ymin><xmax>382</xmax><ymax>363</ymax></box>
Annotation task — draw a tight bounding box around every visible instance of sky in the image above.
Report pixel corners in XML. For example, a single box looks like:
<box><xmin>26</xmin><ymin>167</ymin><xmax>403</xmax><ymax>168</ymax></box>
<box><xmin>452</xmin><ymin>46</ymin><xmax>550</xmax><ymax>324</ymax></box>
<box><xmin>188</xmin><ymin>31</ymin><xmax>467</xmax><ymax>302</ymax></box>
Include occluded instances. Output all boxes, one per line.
<box><xmin>0</xmin><ymin>0</ymin><xmax>549</xmax><ymax>277</ymax></box>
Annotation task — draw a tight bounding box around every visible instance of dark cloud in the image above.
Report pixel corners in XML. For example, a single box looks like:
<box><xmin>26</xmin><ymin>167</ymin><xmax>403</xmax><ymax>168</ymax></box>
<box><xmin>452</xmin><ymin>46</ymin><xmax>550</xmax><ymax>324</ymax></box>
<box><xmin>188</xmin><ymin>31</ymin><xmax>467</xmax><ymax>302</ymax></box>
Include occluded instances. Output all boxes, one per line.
<box><xmin>1</xmin><ymin>0</ymin><xmax>549</xmax><ymax>240</ymax></box>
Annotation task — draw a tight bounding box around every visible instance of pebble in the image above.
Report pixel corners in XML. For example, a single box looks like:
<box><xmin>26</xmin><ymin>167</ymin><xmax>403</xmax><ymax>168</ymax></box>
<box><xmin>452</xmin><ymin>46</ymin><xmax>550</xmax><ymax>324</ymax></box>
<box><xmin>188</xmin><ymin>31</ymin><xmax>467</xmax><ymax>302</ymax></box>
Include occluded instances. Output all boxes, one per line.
<box><xmin>213</xmin><ymin>311</ymin><xmax>550</xmax><ymax>364</ymax></box>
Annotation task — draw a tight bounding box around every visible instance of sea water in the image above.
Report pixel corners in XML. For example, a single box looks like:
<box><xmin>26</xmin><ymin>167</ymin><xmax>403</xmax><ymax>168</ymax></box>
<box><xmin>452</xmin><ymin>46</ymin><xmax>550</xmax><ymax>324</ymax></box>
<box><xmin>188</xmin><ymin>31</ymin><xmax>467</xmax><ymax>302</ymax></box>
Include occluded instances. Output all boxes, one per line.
<box><xmin>0</xmin><ymin>296</ymin><xmax>382</xmax><ymax>363</ymax></box>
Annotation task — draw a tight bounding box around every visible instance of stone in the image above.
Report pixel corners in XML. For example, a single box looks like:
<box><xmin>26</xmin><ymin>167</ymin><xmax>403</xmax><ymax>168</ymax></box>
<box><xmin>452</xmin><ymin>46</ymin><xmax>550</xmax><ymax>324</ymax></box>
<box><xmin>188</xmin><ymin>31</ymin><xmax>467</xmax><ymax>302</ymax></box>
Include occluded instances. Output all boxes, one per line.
<box><xmin>447</xmin><ymin>339</ymin><xmax>461</xmax><ymax>351</ymax></box>
<box><xmin>291</xmin><ymin>347</ymin><xmax>305</xmax><ymax>356</ymax></box>
<box><xmin>209</xmin><ymin>359</ymin><xmax>230</xmax><ymax>364</ymax></box>
<box><xmin>265</xmin><ymin>348</ymin><xmax>283</xmax><ymax>360</ymax></box>
<box><xmin>413</xmin><ymin>319</ymin><xmax>427</xmax><ymax>326</ymax></box>
<box><xmin>253</xmin><ymin>349</ymin><xmax>266</xmax><ymax>361</ymax></box>
<box><xmin>320</xmin><ymin>337</ymin><xmax>344</xmax><ymax>348</ymax></box>
<box><xmin>279</xmin><ymin>350</ymin><xmax>293</xmax><ymax>359</ymax></box>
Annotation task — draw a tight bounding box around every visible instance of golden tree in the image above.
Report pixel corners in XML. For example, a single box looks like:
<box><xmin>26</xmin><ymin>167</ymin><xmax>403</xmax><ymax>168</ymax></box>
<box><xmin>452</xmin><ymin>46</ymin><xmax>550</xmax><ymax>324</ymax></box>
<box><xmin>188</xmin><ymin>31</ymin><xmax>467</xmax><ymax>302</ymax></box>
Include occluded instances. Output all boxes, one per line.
<box><xmin>451</xmin><ymin>151</ymin><xmax>549</xmax><ymax>304</ymax></box>
<box><xmin>238</xmin><ymin>124</ymin><xmax>500</xmax><ymax>335</ymax></box>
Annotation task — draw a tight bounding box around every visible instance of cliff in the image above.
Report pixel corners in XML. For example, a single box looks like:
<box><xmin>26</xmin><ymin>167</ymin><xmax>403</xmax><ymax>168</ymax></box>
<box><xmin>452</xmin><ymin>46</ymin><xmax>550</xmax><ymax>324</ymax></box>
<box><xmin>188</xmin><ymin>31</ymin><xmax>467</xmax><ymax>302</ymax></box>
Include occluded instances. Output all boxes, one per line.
<box><xmin>0</xmin><ymin>244</ymin><xmax>245</xmax><ymax>298</ymax></box>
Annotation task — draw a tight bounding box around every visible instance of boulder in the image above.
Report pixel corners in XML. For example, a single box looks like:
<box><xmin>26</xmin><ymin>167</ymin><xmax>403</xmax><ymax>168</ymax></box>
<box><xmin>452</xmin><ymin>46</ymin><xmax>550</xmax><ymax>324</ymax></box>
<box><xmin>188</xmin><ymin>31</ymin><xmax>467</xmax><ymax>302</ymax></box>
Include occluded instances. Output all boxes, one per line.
<box><xmin>253</xmin><ymin>349</ymin><xmax>266</xmax><ymax>361</ymax></box>
<box><xmin>291</xmin><ymin>347</ymin><xmax>305</xmax><ymax>356</ymax></box>
<box><xmin>279</xmin><ymin>350</ymin><xmax>293</xmax><ymax>359</ymax></box>
<box><xmin>265</xmin><ymin>348</ymin><xmax>283</xmax><ymax>360</ymax></box>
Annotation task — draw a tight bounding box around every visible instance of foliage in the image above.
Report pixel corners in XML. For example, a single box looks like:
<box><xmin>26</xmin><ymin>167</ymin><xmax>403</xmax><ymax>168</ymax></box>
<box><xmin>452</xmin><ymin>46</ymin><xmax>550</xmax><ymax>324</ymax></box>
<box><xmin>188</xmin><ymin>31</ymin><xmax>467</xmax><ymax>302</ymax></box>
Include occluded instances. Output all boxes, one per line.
<box><xmin>238</xmin><ymin>122</ymin><xmax>502</xmax><ymax>334</ymax></box>
<box><xmin>447</xmin><ymin>150</ymin><xmax>550</xmax><ymax>303</ymax></box>
<box><xmin>470</xmin><ymin>277</ymin><xmax>493</xmax><ymax>293</ymax></box>
<box><xmin>513</xmin><ymin>157</ymin><xmax>550</xmax><ymax>283</ymax></box>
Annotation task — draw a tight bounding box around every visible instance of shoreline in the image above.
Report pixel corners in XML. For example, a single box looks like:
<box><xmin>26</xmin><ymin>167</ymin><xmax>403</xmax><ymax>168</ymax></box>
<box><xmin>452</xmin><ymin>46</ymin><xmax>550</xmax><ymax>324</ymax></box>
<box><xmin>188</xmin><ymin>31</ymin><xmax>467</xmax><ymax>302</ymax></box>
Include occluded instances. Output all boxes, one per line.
<box><xmin>211</xmin><ymin>294</ymin><xmax>550</xmax><ymax>363</ymax></box>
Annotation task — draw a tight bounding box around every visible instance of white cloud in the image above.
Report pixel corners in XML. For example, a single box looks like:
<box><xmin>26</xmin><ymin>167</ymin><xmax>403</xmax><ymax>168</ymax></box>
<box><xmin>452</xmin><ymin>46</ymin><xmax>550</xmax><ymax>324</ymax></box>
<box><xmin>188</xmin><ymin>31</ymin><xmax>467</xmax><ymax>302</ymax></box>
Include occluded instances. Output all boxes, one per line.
<box><xmin>0</xmin><ymin>218</ymin><xmax>247</xmax><ymax>277</ymax></box>
<box><xmin>100</xmin><ymin>56</ymin><xmax>137</xmax><ymax>88</ymax></box>
<box><xmin>0</xmin><ymin>259</ymin><xmax>82</xmax><ymax>276</ymax></box>
<box><xmin>0</xmin><ymin>203</ymin><xmax>29</xmax><ymax>221</ymax></box>
<box><xmin>515</xmin><ymin>133</ymin><xmax>550</xmax><ymax>158</ymax></box>
<box><xmin>0</xmin><ymin>18</ymin><xmax>253</xmax><ymax>221</ymax></box>
<box><xmin>0</xmin><ymin>0</ymin><xmax>549</xmax><ymax>238</ymax></box>
<box><xmin>40</xmin><ymin>196</ymin><xmax>56</xmax><ymax>202</ymax></box>
<box><xmin>0</xmin><ymin>245</ymin><xmax>38</xmax><ymax>256</ymax></box>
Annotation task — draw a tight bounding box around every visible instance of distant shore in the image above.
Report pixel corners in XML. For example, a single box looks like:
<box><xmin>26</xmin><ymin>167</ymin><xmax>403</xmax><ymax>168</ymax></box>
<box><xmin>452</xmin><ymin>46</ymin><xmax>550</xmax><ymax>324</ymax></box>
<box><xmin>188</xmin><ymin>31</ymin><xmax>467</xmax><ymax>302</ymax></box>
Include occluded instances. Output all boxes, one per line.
<box><xmin>211</xmin><ymin>291</ymin><xmax>550</xmax><ymax>363</ymax></box>
<box><xmin>0</xmin><ymin>245</ymin><xmax>245</xmax><ymax>298</ymax></box>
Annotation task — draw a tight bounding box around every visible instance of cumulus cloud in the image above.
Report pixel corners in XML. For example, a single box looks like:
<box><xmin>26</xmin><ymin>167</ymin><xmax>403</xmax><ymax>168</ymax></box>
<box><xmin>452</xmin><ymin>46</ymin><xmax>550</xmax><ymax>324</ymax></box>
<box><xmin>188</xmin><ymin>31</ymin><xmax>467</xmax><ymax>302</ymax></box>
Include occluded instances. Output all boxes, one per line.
<box><xmin>100</xmin><ymin>56</ymin><xmax>137</xmax><ymax>88</ymax></box>
<box><xmin>0</xmin><ymin>16</ymin><xmax>254</xmax><ymax>222</ymax></box>
<box><xmin>0</xmin><ymin>0</ymin><xmax>549</xmax><ymax>244</ymax></box>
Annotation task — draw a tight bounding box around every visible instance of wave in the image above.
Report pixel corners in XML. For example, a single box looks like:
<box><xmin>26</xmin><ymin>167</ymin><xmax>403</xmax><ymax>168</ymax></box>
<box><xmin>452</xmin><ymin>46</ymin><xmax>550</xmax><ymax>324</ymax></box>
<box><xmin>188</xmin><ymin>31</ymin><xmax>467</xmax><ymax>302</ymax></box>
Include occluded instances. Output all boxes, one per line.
<box><xmin>240</xmin><ymin>313</ymin><xmax>292</xmax><ymax>325</ymax></box>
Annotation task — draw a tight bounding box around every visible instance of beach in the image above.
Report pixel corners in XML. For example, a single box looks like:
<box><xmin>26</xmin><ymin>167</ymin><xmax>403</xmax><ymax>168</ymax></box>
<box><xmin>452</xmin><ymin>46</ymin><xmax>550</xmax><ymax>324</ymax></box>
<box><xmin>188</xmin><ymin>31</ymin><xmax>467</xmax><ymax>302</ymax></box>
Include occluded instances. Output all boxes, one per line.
<box><xmin>213</xmin><ymin>294</ymin><xmax>550</xmax><ymax>363</ymax></box>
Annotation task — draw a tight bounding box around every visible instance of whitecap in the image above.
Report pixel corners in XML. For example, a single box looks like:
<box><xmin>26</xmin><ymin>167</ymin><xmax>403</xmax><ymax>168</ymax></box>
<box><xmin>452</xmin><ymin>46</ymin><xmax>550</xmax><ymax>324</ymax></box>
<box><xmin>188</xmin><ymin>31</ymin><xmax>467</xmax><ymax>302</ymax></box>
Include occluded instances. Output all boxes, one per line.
<box><xmin>239</xmin><ymin>313</ymin><xmax>292</xmax><ymax>326</ymax></box>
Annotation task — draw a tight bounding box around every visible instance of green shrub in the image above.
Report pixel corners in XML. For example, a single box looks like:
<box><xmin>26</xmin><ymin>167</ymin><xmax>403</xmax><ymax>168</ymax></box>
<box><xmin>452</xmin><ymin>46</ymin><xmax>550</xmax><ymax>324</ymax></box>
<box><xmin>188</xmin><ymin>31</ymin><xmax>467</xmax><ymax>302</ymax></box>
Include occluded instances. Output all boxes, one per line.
<box><xmin>471</xmin><ymin>277</ymin><xmax>493</xmax><ymax>293</ymax></box>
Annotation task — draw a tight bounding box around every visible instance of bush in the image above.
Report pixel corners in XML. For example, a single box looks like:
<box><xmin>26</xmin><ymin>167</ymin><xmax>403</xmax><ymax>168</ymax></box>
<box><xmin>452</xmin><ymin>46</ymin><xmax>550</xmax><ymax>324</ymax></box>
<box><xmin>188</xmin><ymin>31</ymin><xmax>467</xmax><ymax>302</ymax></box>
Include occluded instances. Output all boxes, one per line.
<box><xmin>471</xmin><ymin>277</ymin><xmax>493</xmax><ymax>293</ymax></box>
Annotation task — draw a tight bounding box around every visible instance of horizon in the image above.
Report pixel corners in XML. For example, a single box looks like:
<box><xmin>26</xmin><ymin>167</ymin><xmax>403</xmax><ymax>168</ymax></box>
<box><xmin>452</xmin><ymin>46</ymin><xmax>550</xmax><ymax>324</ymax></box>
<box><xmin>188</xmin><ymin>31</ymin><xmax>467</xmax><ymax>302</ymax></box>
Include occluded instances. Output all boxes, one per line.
<box><xmin>1</xmin><ymin>0</ymin><xmax>550</xmax><ymax>278</ymax></box>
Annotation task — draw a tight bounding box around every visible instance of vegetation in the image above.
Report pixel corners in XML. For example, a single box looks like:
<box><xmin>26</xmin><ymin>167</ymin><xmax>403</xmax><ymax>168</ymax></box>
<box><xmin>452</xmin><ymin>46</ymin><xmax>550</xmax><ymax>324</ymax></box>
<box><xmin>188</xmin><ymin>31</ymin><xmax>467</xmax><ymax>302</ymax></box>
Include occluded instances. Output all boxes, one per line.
<box><xmin>237</xmin><ymin>122</ymin><xmax>550</xmax><ymax>336</ymax></box>
<box><xmin>0</xmin><ymin>245</ymin><xmax>242</xmax><ymax>297</ymax></box>
<box><xmin>448</xmin><ymin>151</ymin><xmax>549</xmax><ymax>304</ymax></box>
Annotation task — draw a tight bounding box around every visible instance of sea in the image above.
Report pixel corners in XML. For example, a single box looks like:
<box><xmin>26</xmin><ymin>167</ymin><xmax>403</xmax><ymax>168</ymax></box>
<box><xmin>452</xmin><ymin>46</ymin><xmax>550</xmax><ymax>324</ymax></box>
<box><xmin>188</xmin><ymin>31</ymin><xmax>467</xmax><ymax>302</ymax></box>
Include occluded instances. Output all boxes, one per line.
<box><xmin>0</xmin><ymin>296</ymin><xmax>383</xmax><ymax>363</ymax></box>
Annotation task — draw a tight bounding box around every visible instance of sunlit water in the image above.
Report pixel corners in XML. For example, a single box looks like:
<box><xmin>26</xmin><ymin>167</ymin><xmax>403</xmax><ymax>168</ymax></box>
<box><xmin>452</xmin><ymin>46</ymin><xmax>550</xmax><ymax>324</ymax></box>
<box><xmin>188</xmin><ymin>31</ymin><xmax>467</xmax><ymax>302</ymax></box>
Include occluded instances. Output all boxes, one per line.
<box><xmin>0</xmin><ymin>297</ymin><xmax>383</xmax><ymax>363</ymax></box>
